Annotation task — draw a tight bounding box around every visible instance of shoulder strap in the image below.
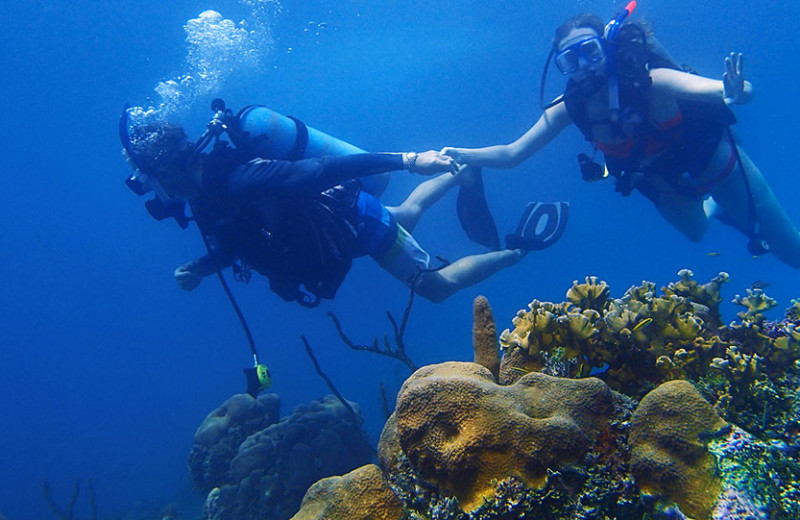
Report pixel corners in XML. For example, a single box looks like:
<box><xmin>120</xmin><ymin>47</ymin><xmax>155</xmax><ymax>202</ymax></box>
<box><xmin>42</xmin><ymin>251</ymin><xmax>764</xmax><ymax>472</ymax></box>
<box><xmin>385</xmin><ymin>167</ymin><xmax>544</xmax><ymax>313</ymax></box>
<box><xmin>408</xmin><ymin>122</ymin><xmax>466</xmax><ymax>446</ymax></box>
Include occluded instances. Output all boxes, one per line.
<box><xmin>563</xmin><ymin>82</ymin><xmax>594</xmax><ymax>142</ymax></box>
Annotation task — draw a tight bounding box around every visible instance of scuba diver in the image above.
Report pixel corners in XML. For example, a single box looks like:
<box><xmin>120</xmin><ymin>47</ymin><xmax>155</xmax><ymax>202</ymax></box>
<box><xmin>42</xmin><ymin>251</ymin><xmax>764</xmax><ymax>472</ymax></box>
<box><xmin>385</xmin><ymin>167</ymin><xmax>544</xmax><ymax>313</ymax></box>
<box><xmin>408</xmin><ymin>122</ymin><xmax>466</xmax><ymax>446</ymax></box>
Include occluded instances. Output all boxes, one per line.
<box><xmin>442</xmin><ymin>4</ymin><xmax>800</xmax><ymax>268</ymax></box>
<box><xmin>121</xmin><ymin>100</ymin><xmax>565</xmax><ymax>305</ymax></box>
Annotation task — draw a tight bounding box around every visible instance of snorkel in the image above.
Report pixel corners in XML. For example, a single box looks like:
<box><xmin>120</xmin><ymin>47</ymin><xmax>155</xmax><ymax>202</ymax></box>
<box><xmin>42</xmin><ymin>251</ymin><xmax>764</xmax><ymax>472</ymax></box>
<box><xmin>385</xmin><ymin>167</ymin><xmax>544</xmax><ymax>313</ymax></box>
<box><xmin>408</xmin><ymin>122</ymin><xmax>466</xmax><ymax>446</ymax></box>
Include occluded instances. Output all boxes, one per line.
<box><xmin>604</xmin><ymin>1</ymin><xmax>637</xmax><ymax>125</ymax></box>
<box><xmin>539</xmin><ymin>2</ymin><xmax>637</xmax><ymax>111</ymax></box>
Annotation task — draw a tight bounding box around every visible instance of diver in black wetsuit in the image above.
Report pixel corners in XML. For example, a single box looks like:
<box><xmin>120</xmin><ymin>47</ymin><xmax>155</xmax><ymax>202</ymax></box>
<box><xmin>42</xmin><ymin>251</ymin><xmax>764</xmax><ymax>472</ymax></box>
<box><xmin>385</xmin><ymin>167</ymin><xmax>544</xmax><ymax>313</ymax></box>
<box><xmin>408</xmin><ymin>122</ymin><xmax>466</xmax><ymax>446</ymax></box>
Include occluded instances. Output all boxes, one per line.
<box><xmin>121</xmin><ymin>119</ymin><xmax>549</xmax><ymax>305</ymax></box>
<box><xmin>443</xmin><ymin>11</ymin><xmax>800</xmax><ymax>268</ymax></box>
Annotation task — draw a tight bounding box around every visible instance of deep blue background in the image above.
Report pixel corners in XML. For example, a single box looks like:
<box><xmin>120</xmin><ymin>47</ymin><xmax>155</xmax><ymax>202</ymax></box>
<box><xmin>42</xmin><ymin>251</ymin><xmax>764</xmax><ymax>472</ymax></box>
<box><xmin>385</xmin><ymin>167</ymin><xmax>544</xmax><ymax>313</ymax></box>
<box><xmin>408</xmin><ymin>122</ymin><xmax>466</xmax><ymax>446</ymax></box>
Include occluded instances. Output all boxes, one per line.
<box><xmin>2</xmin><ymin>0</ymin><xmax>799</xmax><ymax>518</ymax></box>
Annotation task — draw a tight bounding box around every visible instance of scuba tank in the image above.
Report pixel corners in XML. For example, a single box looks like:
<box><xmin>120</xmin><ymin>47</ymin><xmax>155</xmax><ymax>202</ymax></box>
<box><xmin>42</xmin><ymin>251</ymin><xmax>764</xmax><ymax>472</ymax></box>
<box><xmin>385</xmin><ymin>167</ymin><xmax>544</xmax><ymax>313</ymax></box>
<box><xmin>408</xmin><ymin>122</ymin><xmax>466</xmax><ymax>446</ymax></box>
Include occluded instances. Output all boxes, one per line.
<box><xmin>233</xmin><ymin>105</ymin><xmax>390</xmax><ymax>197</ymax></box>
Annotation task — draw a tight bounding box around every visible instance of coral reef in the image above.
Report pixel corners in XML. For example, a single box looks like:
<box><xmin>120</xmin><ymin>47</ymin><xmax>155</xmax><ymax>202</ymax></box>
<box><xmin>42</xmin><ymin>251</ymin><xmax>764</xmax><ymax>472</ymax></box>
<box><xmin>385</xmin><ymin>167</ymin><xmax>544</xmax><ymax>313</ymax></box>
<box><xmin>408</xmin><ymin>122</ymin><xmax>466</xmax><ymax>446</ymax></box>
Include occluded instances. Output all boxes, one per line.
<box><xmin>497</xmin><ymin>271</ymin><xmax>731</xmax><ymax>397</ymax></box>
<box><xmin>388</xmin><ymin>361</ymin><xmax>613</xmax><ymax>511</ymax></box>
<box><xmin>497</xmin><ymin>270</ymin><xmax>800</xmax><ymax>438</ymax></box>
<box><xmin>201</xmin><ymin>271</ymin><xmax>800</xmax><ymax>520</ymax></box>
<box><xmin>189</xmin><ymin>393</ymin><xmax>280</xmax><ymax>491</ymax></box>
<box><xmin>629</xmin><ymin>380</ymin><xmax>727</xmax><ymax>519</ymax></box>
<box><xmin>706</xmin><ymin>426</ymin><xmax>800</xmax><ymax>520</ymax></box>
<box><xmin>472</xmin><ymin>296</ymin><xmax>500</xmax><ymax>379</ymax></box>
<box><xmin>290</xmin><ymin>464</ymin><xmax>403</xmax><ymax>520</ymax></box>
<box><xmin>195</xmin><ymin>394</ymin><xmax>374</xmax><ymax>520</ymax></box>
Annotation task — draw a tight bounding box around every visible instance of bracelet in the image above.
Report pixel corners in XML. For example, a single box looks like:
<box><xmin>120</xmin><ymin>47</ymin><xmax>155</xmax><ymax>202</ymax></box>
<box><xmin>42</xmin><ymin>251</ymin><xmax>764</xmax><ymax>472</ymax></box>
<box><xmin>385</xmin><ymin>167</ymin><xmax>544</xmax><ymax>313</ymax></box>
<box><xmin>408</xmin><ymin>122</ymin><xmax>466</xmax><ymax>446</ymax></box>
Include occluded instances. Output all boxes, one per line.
<box><xmin>405</xmin><ymin>152</ymin><xmax>418</xmax><ymax>172</ymax></box>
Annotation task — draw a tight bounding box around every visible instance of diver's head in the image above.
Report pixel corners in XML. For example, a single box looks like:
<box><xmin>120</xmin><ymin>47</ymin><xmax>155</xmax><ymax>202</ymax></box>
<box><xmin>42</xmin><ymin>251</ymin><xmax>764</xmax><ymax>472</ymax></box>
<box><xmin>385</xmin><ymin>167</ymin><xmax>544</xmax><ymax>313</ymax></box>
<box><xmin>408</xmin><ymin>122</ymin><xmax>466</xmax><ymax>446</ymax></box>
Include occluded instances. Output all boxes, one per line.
<box><xmin>553</xmin><ymin>14</ymin><xmax>607</xmax><ymax>93</ymax></box>
<box><xmin>124</xmin><ymin>122</ymin><xmax>197</xmax><ymax>198</ymax></box>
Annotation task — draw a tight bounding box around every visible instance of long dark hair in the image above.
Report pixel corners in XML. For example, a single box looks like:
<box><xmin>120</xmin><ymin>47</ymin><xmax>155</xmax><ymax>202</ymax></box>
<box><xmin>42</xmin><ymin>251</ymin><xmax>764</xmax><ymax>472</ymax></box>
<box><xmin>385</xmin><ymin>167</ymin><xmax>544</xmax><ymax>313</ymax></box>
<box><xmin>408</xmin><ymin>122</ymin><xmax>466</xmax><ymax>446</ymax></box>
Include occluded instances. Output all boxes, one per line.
<box><xmin>553</xmin><ymin>13</ymin><xmax>605</xmax><ymax>48</ymax></box>
<box><xmin>553</xmin><ymin>13</ymin><xmax>656</xmax><ymax>47</ymax></box>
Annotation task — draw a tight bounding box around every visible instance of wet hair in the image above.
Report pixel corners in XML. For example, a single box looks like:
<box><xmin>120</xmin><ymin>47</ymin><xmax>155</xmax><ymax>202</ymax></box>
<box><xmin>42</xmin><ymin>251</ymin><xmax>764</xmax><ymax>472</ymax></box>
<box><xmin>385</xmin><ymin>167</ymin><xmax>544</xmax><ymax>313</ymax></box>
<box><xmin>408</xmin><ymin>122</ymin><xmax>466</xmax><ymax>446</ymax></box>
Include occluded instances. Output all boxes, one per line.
<box><xmin>126</xmin><ymin>123</ymin><xmax>194</xmax><ymax>179</ymax></box>
<box><xmin>553</xmin><ymin>13</ymin><xmax>605</xmax><ymax>48</ymax></box>
<box><xmin>553</xmin><ymin>13</ymin><xmax>654</xmax><ymax>48</ymax></box>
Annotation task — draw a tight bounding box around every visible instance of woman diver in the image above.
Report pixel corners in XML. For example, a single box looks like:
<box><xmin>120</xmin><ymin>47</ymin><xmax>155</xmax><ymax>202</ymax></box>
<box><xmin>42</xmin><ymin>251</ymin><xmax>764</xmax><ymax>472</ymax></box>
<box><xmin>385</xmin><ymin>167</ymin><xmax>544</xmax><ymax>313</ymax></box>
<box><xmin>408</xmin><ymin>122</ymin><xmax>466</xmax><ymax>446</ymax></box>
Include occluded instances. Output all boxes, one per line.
<box><xmin>442</xmin><ymin>6</ymin><xmax>800</xmax><ymax>268</ymax></box>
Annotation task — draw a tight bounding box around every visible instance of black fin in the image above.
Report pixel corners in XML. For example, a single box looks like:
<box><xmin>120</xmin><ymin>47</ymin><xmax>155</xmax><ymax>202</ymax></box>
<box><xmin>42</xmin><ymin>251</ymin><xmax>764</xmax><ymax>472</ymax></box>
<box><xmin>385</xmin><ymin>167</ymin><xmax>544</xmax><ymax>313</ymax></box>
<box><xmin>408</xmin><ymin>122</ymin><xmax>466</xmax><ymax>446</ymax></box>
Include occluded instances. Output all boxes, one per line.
<box><xmin>505</xmin><ymin>201</ymin><xmax>570</xmax><ymax>251</ymax></box>
<box><xmin>456</xmin><ymin>166</ymin><xmax>501</xmax><ymax>251</ymax></box>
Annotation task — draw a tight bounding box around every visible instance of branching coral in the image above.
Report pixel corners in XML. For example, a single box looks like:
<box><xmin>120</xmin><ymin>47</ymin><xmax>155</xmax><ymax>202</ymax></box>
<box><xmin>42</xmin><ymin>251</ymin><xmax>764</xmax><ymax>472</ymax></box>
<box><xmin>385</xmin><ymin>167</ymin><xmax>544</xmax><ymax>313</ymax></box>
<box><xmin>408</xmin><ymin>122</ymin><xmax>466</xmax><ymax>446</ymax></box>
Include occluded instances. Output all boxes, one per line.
<box><xmin>733</xmin><ymin>288</ymin><xmax>778</xmax><ymax>325</ymax></box>
<box><xmin>499</xmin><ymin>270</ymin><xmax>800</xmax><ymax>437</ymax></box>
<box><xmin>663</xmin><ymin>269</ymin><xmax>730</xmax><ymax>327</ymax></box>
<box><xmin>500</xmin><ymin>272</ymin><xmax>722</xmax><ymax>396</ymax></box>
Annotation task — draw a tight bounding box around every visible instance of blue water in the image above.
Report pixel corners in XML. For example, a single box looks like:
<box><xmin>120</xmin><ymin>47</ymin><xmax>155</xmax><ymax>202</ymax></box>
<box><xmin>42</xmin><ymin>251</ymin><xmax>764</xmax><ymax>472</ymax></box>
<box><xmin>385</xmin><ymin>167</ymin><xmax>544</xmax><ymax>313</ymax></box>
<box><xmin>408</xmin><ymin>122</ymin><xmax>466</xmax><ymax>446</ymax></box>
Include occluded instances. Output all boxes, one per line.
<box><xmin>2</xmin><ymin>0</ymin><xmax>799</xmax><ymax>518</ymax></box>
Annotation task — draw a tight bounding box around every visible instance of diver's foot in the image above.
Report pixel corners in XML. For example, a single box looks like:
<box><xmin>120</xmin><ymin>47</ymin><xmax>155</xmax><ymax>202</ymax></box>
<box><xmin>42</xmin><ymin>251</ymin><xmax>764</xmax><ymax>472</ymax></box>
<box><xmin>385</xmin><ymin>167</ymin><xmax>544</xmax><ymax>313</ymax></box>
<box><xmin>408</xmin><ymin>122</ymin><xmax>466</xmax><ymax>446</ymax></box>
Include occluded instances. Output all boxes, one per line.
<box><xmin>505</xmin><ymin>201</ymin><xmax>570</xmax><ymax>252</ymax></box>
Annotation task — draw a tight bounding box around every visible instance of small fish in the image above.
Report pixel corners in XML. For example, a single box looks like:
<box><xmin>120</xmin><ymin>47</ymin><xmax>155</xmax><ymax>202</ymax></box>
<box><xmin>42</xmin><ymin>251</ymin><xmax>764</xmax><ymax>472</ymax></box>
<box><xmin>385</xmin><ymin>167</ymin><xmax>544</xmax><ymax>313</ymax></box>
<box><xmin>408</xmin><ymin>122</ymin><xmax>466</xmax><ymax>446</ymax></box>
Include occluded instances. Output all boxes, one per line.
<box><xmin>508</xmin><ymin>367</ymin><xmax>531</xmax><ymax>375</ymax></box>
<box><xmin>588</xmin><ymin>363</ymin><xmax>610</xmax><ymax>376</ymax></box>
<box><xmin>707</xmin><ymin>252</ymin><xmax>721</xmax><ymax>257</ymax></box>
<box><xmin>631</xmin><ymin>317</ymin><xmax>653</xmax><ymax>332</ymax></box>
<box><xmin>751</xmin><ymin>280</ymin><xmax>770</xmax><ymax>290</ymax></box>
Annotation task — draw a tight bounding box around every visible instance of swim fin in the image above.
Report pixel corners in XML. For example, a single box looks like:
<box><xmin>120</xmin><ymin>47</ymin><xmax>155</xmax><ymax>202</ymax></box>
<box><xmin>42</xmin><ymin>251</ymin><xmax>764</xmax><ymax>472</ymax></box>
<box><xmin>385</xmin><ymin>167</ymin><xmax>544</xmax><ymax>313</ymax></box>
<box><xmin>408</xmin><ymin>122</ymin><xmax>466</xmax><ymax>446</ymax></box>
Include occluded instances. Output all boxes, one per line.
<box><xmin>456</xmin><ymin>165</ymin><xmax>501</xmax><ymax>251</ymax></box>
<box><xmin>505</xmin><ymin>201</ymin><xmax>570</xmax><ymax>251</ymax></box>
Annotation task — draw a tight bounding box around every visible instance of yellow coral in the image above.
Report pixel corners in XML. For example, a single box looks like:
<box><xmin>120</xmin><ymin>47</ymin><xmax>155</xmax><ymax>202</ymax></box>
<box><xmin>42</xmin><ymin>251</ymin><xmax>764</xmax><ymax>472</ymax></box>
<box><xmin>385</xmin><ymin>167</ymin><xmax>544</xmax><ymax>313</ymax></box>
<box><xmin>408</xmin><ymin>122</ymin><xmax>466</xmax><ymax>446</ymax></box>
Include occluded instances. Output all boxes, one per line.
<box><xmin>733</xmin><ymin>288</ymin><xmax>777</xmax><ymax>324</ymax></box>
<box><xmin>566</xmin><ymin>276</ymin><xmax>611</xmax><ymax>312</ymax></box>
<box><xmin>290</xmin><ymin>464</ymin><xmax>403</xmax><ymax>520</ymax></box>
<box><xmin>390</xmin><ymin>362</ymin><xmax>613</xmax><ymax>512</ymax></box>
<box><xmin>629</xmin><ymin>381</ymin><xmax>727</xmax><ymax>520</ymax></box>
<box><xmin>663</xmin><ymin>270</ymin><xmax>729</xmax><ymax>325</ymax></box>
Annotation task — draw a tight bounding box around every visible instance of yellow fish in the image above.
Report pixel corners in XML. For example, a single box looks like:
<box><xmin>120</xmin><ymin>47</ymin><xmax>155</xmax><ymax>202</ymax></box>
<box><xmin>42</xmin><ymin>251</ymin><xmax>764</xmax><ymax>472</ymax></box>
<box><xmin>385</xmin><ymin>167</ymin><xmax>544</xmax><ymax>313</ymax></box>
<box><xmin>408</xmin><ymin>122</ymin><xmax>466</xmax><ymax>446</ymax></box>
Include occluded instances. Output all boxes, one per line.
<box><xmin>707</xmin><ymin>252</ymin><xmax>721</xmax><ymax>257</ymax></box>
<box><xmin>508</xmin><ymin>367</ymin><xmax>531</xmax><ymax>375</ymax></box>
<box><xmin>632</xmin><ymin>317</ymin><xmax>653</xmax><ymax>332</ymax></box>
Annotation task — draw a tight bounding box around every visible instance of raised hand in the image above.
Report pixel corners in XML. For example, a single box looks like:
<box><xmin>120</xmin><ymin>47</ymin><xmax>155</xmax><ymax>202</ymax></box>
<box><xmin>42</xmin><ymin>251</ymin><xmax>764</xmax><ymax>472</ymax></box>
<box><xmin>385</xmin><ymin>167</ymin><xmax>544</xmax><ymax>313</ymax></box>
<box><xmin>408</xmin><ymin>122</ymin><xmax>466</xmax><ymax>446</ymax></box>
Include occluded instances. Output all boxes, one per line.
<box><xmin>723</xmin><ymin>52</ymin><xmax>748</xmax><ymax>105</ymax></box>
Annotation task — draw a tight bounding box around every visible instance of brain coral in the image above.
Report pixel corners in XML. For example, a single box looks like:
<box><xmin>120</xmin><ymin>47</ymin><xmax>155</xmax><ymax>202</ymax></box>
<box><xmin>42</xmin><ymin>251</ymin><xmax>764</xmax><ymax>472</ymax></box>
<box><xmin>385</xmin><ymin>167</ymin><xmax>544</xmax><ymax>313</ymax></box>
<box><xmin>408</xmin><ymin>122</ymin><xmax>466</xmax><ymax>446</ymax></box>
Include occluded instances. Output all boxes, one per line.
<box><xmin>289</xmin><ymin>464</ymin><xmax>403</xmax><ymax>520</ymax></box>
<box><xmin>389</xmin><ymin>361</ymin><xmax>613</xmax><ymax>511</ymax></box>
<box><xmin>629</xmin><ymin>380</ymin><xmax>728</xmax><ymax>519</ymax></box>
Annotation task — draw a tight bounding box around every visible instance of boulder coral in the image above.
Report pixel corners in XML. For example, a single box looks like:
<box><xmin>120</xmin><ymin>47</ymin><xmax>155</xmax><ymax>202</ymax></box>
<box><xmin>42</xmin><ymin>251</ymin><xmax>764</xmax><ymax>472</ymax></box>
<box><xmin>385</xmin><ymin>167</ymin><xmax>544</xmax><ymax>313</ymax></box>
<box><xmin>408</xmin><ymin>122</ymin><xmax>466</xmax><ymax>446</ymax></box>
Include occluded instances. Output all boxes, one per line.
<box><xmin>629</xmin><ymin>380</ymin><xmax>727</xmax><ymax>519</ymax></box>
<box><xmin>197</xmin><ymin>395</ymin><xmax>373</xmax><ymax>520</ymax></box>
<box><xmin>290</xmin><ymin>464</ymin><xmax>403</xmax><ymax>520</ymax></box>
<box><xmin>189</xmin><ymin>393</ymin><xmax>280</xmax><ymax>491</ymax></box>
<box><xmin>389</xmin><ymin>361</ymin><xmax>613</xmax><ymax>511</ymax></box>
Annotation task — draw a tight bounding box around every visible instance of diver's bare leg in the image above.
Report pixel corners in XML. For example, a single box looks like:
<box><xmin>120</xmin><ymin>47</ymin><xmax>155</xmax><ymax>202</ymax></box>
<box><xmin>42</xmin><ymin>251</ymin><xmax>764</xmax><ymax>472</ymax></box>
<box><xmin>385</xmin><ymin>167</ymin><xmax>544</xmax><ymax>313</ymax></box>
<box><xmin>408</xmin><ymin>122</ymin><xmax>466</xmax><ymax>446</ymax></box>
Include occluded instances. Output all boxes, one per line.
<box><xmin>412</xmin><ymin>250</ymin><xmax>524</xmax><ymax>303</ymax></box>
<box><xmin>654</xmin><ymin>193</ymin><xmax>709</xmax><ymax>242</ymax></box>
<box><xmin>712</xmin><ymin>146</ymin><xmax>800</xmax><ymax>268</ymax></box>
<box><xmin>388</xmin><ymin>172</ymin><xmax>461</xmax><ymax>232</ymax></box>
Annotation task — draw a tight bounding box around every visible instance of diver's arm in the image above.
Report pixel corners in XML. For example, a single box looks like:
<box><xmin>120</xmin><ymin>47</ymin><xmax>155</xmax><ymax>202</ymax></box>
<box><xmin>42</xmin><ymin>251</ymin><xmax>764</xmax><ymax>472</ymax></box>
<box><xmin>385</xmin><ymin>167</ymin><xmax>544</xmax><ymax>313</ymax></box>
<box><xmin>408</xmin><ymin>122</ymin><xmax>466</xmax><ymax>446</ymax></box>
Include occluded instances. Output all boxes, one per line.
<box><xmin>650</xmin><ymin>60</ymin><xmax>753</xmax><ymax>106</ymax></box>
<box><xmin>227</xmin><ymin>151</ymin><xmax>453</xmax><ymax>200</ymax></box>
<box><xmin>225</xmin><ymin>154</ymin><xmax>399</xmax><ymax>199</ymax></box>
<box><xmin>441</xmin><ymin>102</ymin><xmax>571</xmax><ymax>169</ymax></box>
<box><xmin>174</xmin><ymin>251</ymin><xmax>235</xmax><ymax>291</ymax></box>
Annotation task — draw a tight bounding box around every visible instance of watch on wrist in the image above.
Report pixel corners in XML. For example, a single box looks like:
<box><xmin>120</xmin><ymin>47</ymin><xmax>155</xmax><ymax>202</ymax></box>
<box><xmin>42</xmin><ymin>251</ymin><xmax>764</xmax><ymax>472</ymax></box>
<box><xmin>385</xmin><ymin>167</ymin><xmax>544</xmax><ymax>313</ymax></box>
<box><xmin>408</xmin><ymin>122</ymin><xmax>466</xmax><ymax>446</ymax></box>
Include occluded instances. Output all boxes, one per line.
<box><xmin>406</xmin><ymin>152</ymin><xmax>418</xmax><ymax>172</ymax></box>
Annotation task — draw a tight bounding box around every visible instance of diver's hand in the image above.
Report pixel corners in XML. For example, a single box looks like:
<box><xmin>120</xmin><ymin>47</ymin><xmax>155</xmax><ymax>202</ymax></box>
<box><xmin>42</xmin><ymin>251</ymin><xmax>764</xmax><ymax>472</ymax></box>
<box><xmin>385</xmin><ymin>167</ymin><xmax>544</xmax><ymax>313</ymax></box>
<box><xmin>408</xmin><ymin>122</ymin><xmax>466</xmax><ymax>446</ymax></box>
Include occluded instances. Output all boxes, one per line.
<box><xmin>174</xmin><ymin>262</ymin><xmax>203</xmax><ymax>291</ymax></box>
<box><xmin>723</xmin><ymin>52</ymin><xmax>752</xmax><ymax>105</ymax></box>
<box><xmin>410</xmin><ymin>150</ymin><xmax>460</xmax><ymax>176</ymax></box>
<box><xmin>440</xmin><ymin>146</ymin><xmax>468</xmax><ymax>164</ymax></box>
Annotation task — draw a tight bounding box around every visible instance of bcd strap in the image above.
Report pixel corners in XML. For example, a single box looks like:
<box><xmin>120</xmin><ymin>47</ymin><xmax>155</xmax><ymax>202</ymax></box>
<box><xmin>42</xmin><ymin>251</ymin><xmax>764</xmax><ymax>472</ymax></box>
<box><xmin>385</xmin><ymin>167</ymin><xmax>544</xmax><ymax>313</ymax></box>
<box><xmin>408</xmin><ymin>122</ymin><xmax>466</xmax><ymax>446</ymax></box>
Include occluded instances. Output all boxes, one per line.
<box><xmin>287</xmin><ymin>116</ymin><xmax>309</xmax><ymax>161</ymax></box>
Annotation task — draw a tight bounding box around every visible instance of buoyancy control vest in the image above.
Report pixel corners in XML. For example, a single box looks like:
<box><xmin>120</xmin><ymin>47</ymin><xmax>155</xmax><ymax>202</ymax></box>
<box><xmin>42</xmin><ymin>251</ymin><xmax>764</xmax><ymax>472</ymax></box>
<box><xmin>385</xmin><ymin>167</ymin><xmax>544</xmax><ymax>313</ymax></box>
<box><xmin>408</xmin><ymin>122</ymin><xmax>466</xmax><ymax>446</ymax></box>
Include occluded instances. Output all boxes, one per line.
<box><xmin>193</xmin><ymin>138</ymin><xmax>361</xmax><ymax>307</ymax></box>
<box><xmin>564</xmin><ymin>23</ymin><xmax>737</xmax><ymax>196</ymax></box>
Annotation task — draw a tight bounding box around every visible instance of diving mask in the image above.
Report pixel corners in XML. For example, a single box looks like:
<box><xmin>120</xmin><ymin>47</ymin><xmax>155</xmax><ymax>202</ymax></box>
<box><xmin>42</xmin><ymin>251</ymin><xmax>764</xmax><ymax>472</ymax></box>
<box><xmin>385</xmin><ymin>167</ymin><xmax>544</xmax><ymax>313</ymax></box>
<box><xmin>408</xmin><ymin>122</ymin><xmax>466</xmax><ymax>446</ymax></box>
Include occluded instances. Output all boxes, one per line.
<box><xmin>555</xmin><ymin>36</ymin><xmax>605</xmax><ymax>75</ymax></box>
